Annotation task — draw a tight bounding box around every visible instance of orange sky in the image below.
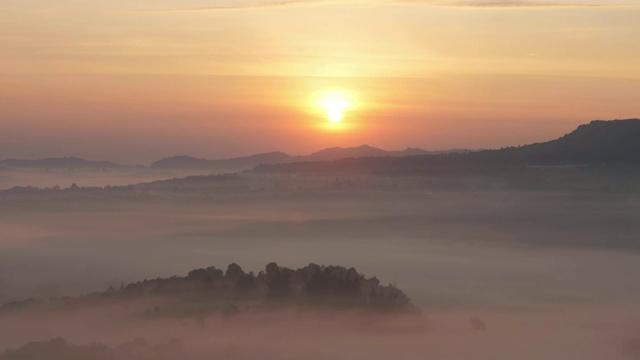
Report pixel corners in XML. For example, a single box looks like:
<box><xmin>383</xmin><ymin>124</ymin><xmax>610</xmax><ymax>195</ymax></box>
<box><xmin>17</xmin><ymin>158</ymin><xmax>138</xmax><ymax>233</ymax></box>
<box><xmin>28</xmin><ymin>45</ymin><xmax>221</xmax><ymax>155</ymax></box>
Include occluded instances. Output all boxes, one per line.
<box><xmin>1</xmin><ymin>0</ymin><xmax>640</xmax><ymax>163</ymax></box>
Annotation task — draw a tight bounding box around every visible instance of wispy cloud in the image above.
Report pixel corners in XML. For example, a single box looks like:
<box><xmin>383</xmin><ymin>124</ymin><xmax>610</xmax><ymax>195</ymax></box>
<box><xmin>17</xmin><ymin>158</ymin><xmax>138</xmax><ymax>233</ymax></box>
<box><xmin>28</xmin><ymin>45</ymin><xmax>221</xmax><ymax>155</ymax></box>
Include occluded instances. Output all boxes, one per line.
<box><xmin>132</xmin><ymin>0</ymin><xmax>373</xmax><ymax>13</ymax></box>
<box><xmin>431</xmin><ymin>0</ymin><xmax>640</xmax><ymax>8</ymax></box>
<box><xmin>132</xmin><ymin>0</ymin><xmax>640</xmax><ymax>13</ymax></box>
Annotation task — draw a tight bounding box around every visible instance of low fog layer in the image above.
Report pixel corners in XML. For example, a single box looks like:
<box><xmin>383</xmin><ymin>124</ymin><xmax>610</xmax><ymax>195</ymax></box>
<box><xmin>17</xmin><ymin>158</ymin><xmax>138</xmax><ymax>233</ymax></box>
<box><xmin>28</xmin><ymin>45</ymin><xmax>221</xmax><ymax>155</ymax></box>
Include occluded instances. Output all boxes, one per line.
<box><xmin>1</xmin><ymin>304</ymin><xmax>640</xmax><ymax>359</ymax></box>
<box><xmin>1</xmin><ymin>176</ymin><xmax>639</xmax><ymax>306</ymax></box>
<box><xmin>0</xmin><ymin>167</ymin><xmax>211</xmax><ymax>190</ymax></box>
<box><xmin>1</xmin><ymin>172</ymin><xmax>640</xmax><ymax>359</ymax></box>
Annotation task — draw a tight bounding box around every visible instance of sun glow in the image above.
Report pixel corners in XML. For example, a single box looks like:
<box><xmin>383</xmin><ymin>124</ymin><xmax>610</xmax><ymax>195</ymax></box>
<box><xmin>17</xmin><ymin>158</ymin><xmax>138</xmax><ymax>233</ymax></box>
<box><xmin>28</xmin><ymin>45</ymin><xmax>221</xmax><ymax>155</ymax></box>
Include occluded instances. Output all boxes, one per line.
<box><xmin>327</xmin><ymin>108</ymin><xmax>344</xmax><ymax>123</ymax></box>
<box><xmin>319</xmin><ymin>91</ymin><xmax>351</xmax><ymax>124</ymax></box>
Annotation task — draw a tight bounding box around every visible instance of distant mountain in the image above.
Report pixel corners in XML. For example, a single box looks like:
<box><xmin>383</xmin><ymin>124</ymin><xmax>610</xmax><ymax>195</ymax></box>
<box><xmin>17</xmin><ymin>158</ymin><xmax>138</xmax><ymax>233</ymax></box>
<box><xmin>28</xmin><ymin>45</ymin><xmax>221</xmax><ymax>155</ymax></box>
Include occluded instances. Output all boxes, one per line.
<box><xmin>151</xmin><ymin>151</ymin><xmax>292</xmax><ymax>172</ymax></box>
<box><xmin>151</xmin><ymin>146</ymin><xmax>465</xmax><ymax>171</ymax></box>
<box><xmin>148</xmin><ymin>155</ymin><xmax>213</xmax><ymax>170</ymax></box>
<box><xmin>300</xmin><ymin>145</ymin><xmax>468</xmax><ymax>161</ymax></box>
<box><xmin>0</xmin><ymin>157</ymin><xmax>121</xmax><ymax>170</ymax></box>
<box><xmin>303</xmin><ymin>145</ymin><xmax>394</xmax><ymax>161</ymax></box>
<box><xmin>478</xmin><ymin>119</ymin><xmax>640</xmax><ymax>164</ymax></box>
<box><xmin>254</xmin><ymin>119</ymin><xmax>640</xmax><ymax>174</ymax></box>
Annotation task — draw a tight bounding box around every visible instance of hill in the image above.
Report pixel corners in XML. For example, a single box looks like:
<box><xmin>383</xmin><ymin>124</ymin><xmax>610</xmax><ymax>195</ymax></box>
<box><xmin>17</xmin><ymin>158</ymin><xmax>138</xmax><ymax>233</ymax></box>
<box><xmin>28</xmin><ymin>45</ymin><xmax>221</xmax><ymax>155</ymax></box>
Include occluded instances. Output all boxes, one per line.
<box><xmin>254</xmin><ymin>119</ymin><xmax>640</xmax><ymax>174</ymax></box>
<box><xmin>149</xmin><ymin>146</ymin><xmax>451</xmax><ymax>171</ymax></box>
<box><xmin>302</xmin><ymin>145</ymin><xmax>388</xmax><ymax>161</ymax></box>
<box><xmin>303</xmin><ymin>145</ymin><xmax>467</xmax><ymax>161</ymax></box>
<box><xmin>479</xmin><ymin>119</ymin><xmax>640</xmax><ymax>164</ymax></box>
<box><xmin>0</xmin><ymin>157</ymin><xmax>122</xmax><ymax>170</ymax></box>
<box><xmin>150</xmin><ymin>152</ymin><xmax>291</xmax><ymax>172</ymax></box>
<box><xmin>0</xmin><ymin>262</ymin><xmax>414</xmax><ymax>314</ymax></box>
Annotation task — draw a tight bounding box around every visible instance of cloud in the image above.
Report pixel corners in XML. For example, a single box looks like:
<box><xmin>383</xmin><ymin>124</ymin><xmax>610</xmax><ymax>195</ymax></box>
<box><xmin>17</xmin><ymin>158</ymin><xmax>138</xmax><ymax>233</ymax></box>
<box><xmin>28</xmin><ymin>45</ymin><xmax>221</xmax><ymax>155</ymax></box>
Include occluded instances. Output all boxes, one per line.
<box><xmin>132</xmin><ymin>0</ymin><xmax>373</xmax><ymax>13</ymax></box>
<box><xmin>132</xmin><ymin>0</ymin><xmax>640</xmax><ymax>13</ymax></box>
<box><xmin>431</xmin><ymin>0</ymin><xmax>640</xmax><ymax>8</ymax></box>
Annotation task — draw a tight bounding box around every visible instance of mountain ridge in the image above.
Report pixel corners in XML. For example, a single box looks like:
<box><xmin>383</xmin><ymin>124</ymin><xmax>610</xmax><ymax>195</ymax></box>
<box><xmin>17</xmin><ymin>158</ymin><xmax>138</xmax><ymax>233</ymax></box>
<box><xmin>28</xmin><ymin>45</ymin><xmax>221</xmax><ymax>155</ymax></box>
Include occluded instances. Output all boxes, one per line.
<box><xmin>150</xmin><ymin>145</ymin><xmax>470</xmax><ymax>171</ymax></box>
<box><xmin>5</xmin><ymin>119</ymin><xmax>637</xmax><ymax>173</ymax></box>
<box><xmin>253</xmin><ymin>119</ymin><xmax>640</xmax><ymax>174</ymax></box>
<box><xmin>0</xmin><ymin>157</ymin><xmax>121</xmax><ymax>170</ymax></box>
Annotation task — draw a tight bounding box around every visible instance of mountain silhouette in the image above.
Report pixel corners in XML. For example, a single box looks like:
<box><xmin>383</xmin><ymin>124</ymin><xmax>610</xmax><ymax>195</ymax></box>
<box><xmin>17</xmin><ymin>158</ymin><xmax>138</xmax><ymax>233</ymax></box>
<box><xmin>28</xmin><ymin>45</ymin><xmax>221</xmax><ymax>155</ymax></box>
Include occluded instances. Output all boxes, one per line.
<box><xmin>150</xmin><ymin>151</ymin><xmax>291</xmax><ymax>171</ymax></box>
<box><xmin>150</xmin><ymin>146</ymin><xmax>459</xmax><ymax>171</ymax></box>
<box><xmin>303</xmin><ymin>145</ymin><xmax>389</xmax><ymax>161</ymax></box>
<box><xmin>0</xmin><ymin>157</ymin><xmax>121</xmax><ymax>170</ymax></box>
<box><xmin>477</xmin><ymin>119</ymin><xmax>640</xmax><ymax>164</ymax></box>
<box><xmin>254</xmin><ymin>119</ymin><xmax>640</xmax><ymax>174</ymax></box>
<box><xmin>5</xmin><ymin>119</ymin><xmax>636</xmax><ymax>174</ymax></box>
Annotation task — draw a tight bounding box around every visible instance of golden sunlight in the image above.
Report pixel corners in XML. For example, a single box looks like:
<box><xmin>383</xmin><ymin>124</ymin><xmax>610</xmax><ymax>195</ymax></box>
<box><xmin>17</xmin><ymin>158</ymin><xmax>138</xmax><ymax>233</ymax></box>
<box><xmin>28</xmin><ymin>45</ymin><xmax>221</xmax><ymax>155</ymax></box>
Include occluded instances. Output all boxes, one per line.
<box><xmin>327</xmin><ymin>107</ymin><xmax>344</xmax><ymax>123</ymax></box>
<box><xmin>319</xmin><ymin>90</ymin><xmax>351</xmax><ymax>124</ymax></box>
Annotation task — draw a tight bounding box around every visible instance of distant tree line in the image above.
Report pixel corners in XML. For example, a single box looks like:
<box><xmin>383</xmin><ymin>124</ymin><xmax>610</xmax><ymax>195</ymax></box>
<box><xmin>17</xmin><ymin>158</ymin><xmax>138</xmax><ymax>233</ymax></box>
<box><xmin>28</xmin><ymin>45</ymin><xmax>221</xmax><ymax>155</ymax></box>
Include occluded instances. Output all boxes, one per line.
<box><xmin>0</xmin><ymin>263</ymin><xmax>414</xmax><ymax>314</ymax></box>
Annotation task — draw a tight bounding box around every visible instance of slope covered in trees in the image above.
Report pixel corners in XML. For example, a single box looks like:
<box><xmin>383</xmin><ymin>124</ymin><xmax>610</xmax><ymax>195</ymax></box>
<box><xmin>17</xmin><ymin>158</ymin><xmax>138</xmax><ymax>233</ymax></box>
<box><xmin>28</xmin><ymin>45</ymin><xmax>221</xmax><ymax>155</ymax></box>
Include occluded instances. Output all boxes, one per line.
<box><xmin>472</xmin><ymin>119</ymin><xmax>640</xmax><ymax>164</ymax></box>
<box><xmin>254</xmin><ymin>119</ymin><xmax>640</xmax><ymax>174</ymax></box>
<box><xmin>0</xmin><ymin>263</ymin><xmax>414</xmax><ymax>314</ymax></box>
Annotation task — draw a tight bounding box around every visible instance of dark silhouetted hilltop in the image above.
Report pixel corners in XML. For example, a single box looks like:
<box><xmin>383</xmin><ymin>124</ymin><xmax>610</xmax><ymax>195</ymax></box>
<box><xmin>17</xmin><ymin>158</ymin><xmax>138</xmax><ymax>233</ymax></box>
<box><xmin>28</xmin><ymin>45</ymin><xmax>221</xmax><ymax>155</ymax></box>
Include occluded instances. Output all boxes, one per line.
<box><xmin>305</xmin><ymin>145</ymin><xmax>396</xmax><ymax>161</ymax></box>
<box><xmin>0</xmin><ymin>263</ymin><xmax>414</xmax><ymax>314</ymax></box>
<box><xmin>480</xmin><ymin>119</ymin><xmax>640</xmax><ymax>164</ymax></box>
<box><xmin>254</xmin><ymin>119</ymin><xmax>640</xmax><ymax>174</ymax></box>
<box><xmin>303</xmin><ymin>145</ymin><xmax>462</xmax><ymax>161</ymax></box>
<box><xmin>151</xmin><ymin>152</ymin><xmax>292</xmax><ymax>171</ymax></box>
<box><xmin>150</xmin><ymin>146</ymin><xmax>453</xmax><ymax>171</ymax></box>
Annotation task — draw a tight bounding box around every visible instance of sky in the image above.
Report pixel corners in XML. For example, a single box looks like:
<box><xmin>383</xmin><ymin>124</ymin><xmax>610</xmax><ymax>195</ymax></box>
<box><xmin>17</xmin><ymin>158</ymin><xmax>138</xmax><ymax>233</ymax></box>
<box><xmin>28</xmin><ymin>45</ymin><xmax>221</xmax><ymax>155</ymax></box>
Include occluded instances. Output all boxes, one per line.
<box><xmin>1</xmin><ymin>0</ymin><xmax>640</xmax><ymax>164</ymax></box>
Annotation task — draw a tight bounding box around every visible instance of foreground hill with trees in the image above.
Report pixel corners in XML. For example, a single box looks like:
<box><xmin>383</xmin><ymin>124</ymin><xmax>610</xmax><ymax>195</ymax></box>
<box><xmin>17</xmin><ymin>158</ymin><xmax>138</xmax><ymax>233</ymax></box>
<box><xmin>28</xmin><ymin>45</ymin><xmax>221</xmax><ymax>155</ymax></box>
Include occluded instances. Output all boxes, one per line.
<box><xmin>0</xmin><ymin>263</ymin><xmax>414</xmax><ymax>316</ymax></box>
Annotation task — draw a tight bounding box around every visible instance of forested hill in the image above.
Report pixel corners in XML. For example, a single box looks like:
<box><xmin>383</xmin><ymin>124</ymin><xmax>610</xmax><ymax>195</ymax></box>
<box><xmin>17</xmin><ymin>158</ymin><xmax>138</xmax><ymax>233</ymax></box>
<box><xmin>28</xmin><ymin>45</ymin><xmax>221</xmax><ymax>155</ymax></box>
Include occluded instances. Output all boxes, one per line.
<box><xmin>1</xmin><ymin>263</ymin><xmax>414</xmax><ymax>313</ymax></box>
<box><xmin>254</xmin><ymin>119</ymin><xmax>640</xmax><ymax>174</ymax></box>
<box><xmin>475</xmin><ymin>119</ymin><xmax>640</xmax><ymax>164</ymax></box>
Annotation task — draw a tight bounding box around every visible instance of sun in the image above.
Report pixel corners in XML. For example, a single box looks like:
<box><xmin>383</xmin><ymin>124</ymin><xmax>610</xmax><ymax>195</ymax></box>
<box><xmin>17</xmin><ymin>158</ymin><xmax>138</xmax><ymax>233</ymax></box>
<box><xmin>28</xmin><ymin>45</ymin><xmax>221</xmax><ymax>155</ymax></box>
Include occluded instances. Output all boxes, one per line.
<box><xmin>327</xmin><ymin>108</ymin><xmax>344</xmax><ymax>123</ymax></box>
<box><xmin>319</xmin><ymin>91</ymin><xmax>350</xmax><ymax>124</ymax></box>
